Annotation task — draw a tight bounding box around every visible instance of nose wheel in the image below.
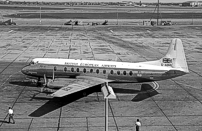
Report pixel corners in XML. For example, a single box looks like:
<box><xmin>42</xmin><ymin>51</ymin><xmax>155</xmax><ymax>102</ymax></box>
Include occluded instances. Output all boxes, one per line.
<box><xmin>36</xmin><ymin>77</ymin><xmax>41</xmax><ymax>87</ymax></box>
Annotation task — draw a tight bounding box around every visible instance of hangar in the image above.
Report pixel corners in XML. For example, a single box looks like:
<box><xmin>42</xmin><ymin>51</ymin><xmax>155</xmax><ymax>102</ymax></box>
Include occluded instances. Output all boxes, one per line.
<box><xmin>182</xmin><ymin>1</ymin><xmax>202</xmax><ymax>7</ymax></box>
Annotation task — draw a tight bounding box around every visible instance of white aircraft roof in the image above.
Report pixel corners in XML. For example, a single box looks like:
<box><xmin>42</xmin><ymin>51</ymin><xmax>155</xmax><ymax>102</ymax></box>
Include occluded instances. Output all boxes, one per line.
<box><xmin>32</xmin><ymin>58</ymin><xmax>172</xmax><ymax>71</ymax></box>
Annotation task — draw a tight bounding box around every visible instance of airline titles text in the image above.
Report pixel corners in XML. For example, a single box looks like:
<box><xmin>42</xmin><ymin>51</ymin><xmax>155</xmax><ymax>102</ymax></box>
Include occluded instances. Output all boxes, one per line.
<box><xmin>65</xmin><ymin>62</ymin><xmax>116</xmax><ymax>68</ymax></box>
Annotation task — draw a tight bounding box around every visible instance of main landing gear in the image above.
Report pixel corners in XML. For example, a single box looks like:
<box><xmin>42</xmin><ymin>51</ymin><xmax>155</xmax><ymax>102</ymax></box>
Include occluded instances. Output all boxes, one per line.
<box><xmin>41</xmin><ymin>74</ymin><xmax>48</xmax><ymax>92</ymax></box>
<box><xmin>35</xmin><ymin>75</ymin><xmax>48</xmax><ymax>92</ymax></box>
<box><xmin>36</xmin><ymin>77</ymin><xmax>41</xmax><ymax>87</ymax></box>
<box><xmin>40</xmin><ymin>74</ymin><xmax>55</xmax><ymax>93</ymax></box>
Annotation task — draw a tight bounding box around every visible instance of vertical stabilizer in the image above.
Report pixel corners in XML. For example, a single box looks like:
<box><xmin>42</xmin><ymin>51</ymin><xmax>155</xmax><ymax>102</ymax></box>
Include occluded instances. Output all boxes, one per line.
<box><xmin>142</xmin><ymin>38</ymin><xmax>189</xmax><ymax>73</ymax></box>
<box><xmin>161</xmin><ymin>38</ymin><xmax>189</xmax><ymax>73</ymax></box>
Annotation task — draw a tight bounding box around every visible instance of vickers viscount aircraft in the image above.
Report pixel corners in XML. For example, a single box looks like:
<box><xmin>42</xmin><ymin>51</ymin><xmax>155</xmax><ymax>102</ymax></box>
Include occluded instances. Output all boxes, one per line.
<box><xmin>21</xmin><ymin>38</ymin><xmax>189</xmax><ymax>97</ymax></box>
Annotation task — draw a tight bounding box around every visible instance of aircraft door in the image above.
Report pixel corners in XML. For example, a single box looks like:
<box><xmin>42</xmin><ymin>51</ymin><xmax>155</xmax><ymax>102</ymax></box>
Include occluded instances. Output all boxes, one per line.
<box><xmin>36</xmin><ymin>64</ymin><xmax>47</xmax><ymax>77</ymax></box>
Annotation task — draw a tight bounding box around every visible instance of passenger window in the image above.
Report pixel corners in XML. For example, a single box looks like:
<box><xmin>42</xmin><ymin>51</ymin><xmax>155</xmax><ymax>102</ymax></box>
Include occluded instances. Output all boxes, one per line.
<box><xmin>110</xmin><ymin>70</ymin><xmax>113</xmax><ymax>74</ymax></box>
<box><xmin>103</xmin><ymin>70</ymin><xmax>106</xmax><ymax>74</ymax></box>
<box><xmin>71</xmin><ymin>67</ymin><xmax>74</xmax><ymax>72</ymax></box>
<box><xmin>54</xmin><ymin>66</ymin><xmax>57</xmax><ymax>71</ymax></box>
<box><xmin>117</xmin><ymin>71</ymin><xmax>120</xmax><ymax>75</ymax></box>
<box><xmin>83</xmin><ymin>68</ymin><xmax>86</xmax><ymax>73</ymax></box>
<box><xmin>129</xmin><ymin>71</ymin><xmax>133</xmax><ymax>76</ymax></box>
<box><xmin>76</xmin><ymin>68</ymin><xmax>79</xmax><ymax>72</ymax></box>
<box><xmin>96</xmin><ymin>69</ymin><xmax>99</xmax><ymax>74</ymax></box>
<box><xmin>123</xmin><ymin>71</ymin><xmax>126</xmax><ymax>75</ymax></box>
<box><xmin>90</xmin><ymin>69</ymin><xmax>93</xmax><ymax>73</ymax></box>
<box><xmin>64</xmin><ymin>67</ymin><xmax>67</xmax><ymax>72</ymax></box>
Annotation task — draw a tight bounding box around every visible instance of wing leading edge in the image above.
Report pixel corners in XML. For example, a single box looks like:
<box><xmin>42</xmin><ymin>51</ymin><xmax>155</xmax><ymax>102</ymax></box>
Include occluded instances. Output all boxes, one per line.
<box><xmin>51</xmin><ymin>76</ymin><xmax>113</xmax><ymax>97</ymax></box>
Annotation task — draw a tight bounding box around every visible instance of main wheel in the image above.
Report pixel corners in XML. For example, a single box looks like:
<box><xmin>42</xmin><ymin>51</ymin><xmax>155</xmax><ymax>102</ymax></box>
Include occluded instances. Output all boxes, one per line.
<box><xmin>36</xmin><ymin>77</ymin><xmax>41</xmax><ymax>87</ymax></box>
<box><xmin>83</xmin><ymin>92</ymin><xmax>87</xmax><ymax>97</ymax></box>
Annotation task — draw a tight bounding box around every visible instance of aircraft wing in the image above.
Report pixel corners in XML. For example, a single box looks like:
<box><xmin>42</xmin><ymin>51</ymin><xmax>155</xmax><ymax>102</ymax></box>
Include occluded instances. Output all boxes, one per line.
<box><xmin>51</xmin><ymin>76</ymin><xmax>113</xmax><ymax>97</ymax></box>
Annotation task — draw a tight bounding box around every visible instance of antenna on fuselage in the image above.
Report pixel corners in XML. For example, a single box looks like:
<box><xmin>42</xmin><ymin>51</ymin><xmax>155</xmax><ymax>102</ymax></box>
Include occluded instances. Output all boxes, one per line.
<box><xmin>53</xmin><ymin>67</ymin><xmax>56</xmax><ymax>81</ymax></box>
<box><xmin>115</xmin><ymin>55</ymin><xmax>118</xmax><ymax>61</ymax></box>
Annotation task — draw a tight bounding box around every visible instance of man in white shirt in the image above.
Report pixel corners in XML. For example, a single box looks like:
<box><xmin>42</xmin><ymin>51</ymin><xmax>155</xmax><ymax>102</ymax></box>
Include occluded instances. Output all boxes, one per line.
<box><xmin>135</xmin><ymin>119</ymin><xmax>141</xmax><ymax>131</ymax></box>
<box><xmin>8</xmin><ymin>107</ymin><xmax>15</xmax><ymax>124</ymax></box>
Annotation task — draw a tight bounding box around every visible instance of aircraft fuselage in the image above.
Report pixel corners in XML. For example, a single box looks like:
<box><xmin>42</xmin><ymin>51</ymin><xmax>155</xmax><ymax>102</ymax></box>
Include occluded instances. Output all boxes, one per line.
<box><xmin>21</xmin><ymin>61</ymin><xmax>186</xmax><ymax>83</ymax></box>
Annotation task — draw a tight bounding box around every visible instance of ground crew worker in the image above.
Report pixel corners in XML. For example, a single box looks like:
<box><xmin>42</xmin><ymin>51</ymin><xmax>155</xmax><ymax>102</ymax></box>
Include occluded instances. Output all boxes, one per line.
<box><xmin>8</xmin><ymin>107</ymin><xmax>15</xmax><ymax>124</ymax></box>
<box><xmin>135</xmin><ymin>119</ymin><xmax>141</xmax><ymax>131</ymax></box>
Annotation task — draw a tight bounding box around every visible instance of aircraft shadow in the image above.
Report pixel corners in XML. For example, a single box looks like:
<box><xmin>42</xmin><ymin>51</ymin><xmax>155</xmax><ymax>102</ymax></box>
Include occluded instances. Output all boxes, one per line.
<box><xmin>113</xmin><ymin>88</ymin><xmax>140</xmax><ymax>94</ymax></box>
<box><xmin>113</xmin><ymin>84</ymin><xmax>159</xmax><ymax>102</ymax></box>
<box><xmin>9</xmin><ymin>80</ymin><xmax>38</xmax><ymax>87</ymax></box>
<box><xmin>10</xmin><ymin>80</ymin><xmax>159</xmax><ymax>117</ymax></box>
<box><xmin>29</xmin><ymin>84</ymin><xmax>158</xmax><ymax>117</ymax></box>
<box><xmin>132</xmin><ymin>84</ymin><xmax>159</xmax><ymax>102</ymax></box>
<box><xmin>29</xmin><ymin>86</ymin><xmax>101</xmax><ymax>117</ymax></box>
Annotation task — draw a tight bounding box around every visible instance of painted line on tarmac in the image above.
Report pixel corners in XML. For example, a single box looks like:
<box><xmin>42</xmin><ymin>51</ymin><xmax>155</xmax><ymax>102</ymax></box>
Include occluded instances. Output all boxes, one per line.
<box><xmin>172</xmin><ymin>79</ymin><xmax>202</xmax><ymax>106</ymax></box>
<box><xmin>138</xmin><ymin>81</ymin><xmax>159</xmax><ymax>94</ymax></box>
<box><xmin>1</xmin><ymin>71</ymin><xmax>21</xmax><ymax>90</ymax></box>
<box><xmin>152</xmin><ymin>81</ymin><xmax>160</xmax><ymax>90</ymax></box>
<box><xmin>56</xmin><ymin>107</ymin><xmax>62</xmax><ymax>131</ymax></box>
<box><xmin>27</xmin><ymin>118</ymin><xmax>33</xmax><ymax>131</ymax></box>
<box><xmin>109</xmin><ymin>102</ymin><xmax>119</xmax><ymax>131</ymax></box>
<box><xmin>174</xmin><ymin>80</ymin><xmax>202</xmax><ymax>91</ymax></box>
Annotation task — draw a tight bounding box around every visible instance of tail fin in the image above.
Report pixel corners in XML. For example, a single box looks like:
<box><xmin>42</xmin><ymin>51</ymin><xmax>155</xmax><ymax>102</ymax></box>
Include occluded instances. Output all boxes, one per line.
<box><xmin>143</xmin><ymin>38</ymin><xmax>189</xmax><ymax>73</ymax></box>
<box><xmin>160</xmin><ymin>38</ymin><xmax>189</xmax><ymax>73</ymax></box>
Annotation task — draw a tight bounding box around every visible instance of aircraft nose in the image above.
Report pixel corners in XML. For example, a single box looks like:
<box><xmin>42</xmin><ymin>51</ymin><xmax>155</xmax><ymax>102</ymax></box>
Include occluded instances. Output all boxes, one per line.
<box><xmin>21</xmin><ymin>66</ymin><xmax>29</xmax><ymax>75</ymax></box>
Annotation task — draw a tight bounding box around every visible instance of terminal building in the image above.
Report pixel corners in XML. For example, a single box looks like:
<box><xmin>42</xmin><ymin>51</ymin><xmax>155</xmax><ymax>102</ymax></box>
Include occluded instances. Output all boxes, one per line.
<box><xmin>182</xmin><ymin>1</ymin><xmax>202</xmax><ymax>7</ymax></box>
<box><xmin>118</xmin><ymin>1</ymin><xmax>134</xmax><ymax>6</ymax></box>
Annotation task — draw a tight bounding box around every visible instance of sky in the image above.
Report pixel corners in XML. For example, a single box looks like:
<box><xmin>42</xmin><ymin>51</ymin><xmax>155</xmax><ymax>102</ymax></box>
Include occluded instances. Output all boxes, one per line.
<box><xmin>9</xmin><ymin>0</ymin><xmax>188</xmax><ymax>3</ymax></box>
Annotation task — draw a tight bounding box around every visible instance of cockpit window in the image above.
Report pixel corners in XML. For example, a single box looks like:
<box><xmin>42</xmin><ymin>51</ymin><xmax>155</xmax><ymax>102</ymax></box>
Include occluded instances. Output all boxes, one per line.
<box><xmin>29</xmin><ymin>61</ymin><xmax>34</xmax><ymax>65</ymax></box>
<box><xmin>29</xmin><ymin>60</ymin><xmax>39</xmax><ymax>65</ymax></box>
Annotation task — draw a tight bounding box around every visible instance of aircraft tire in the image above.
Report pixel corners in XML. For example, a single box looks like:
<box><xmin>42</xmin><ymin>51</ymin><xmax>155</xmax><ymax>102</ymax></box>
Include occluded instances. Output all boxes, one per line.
<box><xmin>83</xmin><ymin>92</ymin><xmax>87</xmax><ymax>97</ymax></box>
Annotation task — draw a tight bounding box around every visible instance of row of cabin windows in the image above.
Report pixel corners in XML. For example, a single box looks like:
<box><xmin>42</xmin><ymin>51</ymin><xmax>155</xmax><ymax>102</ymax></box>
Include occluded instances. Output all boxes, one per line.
<box><xmin>54</xmin><ymin>67</ymin><xmax>134</xmax><ymax>76</ymax></box>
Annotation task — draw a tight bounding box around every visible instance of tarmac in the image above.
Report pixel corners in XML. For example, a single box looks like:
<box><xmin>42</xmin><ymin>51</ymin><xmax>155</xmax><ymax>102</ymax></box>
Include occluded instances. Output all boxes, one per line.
<box><xmin>0</xmin><ymin>23</ymin><xmax>202</xmax><ymax>131</ymax></box>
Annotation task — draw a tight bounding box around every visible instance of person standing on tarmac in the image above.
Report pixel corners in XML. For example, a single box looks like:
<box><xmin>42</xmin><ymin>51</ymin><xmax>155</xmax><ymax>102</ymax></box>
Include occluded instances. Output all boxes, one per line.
<box><xmin>135</xmin><ymin>119</ymin><xmax>141</xmax><ymax>131</ymax></box>
<box><xmin>8</xmin><ymin>107</ymin><xmax>15</xmax><ymax>124</ymax></box>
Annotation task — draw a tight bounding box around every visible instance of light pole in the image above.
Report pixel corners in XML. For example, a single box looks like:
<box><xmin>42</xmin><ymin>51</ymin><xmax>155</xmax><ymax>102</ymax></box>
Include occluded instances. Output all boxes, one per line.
<box><xmin>116</xmin><ymin>5</ymin><xmax>119</xmax><ymax>25</ymax></box>
<box><xmin>101</xmin><ymin>85</ymin><xmax>116</xmax><ymax>131</ymax></box>
<box><xmin>105</xmin><ymin>98</ymin><xmax>108</xmax><ymax>131</ymax></box>
<box><xmin>192</xmin><ymin>5</ymin><xmax>194</xmax><ymax>25</ymax></box>
<box><xmin>157</xmin><ymin>0</ymin><xmax>159</xmax><ymax>25</ymax></box>
<box><xmin>40</xmin><ymin>6</ymin><xmax>41</xmax><ymax>24</ymax></box>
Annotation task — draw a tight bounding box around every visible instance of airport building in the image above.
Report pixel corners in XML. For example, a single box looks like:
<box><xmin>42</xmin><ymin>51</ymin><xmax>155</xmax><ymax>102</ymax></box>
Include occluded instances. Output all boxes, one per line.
<box><xmin>119</xmin><ymin>1</ymin><xmax>134</xmax><ymax>6</ymax></box>
<box><xmin>182</xmin><ymin>1</ymin><xmax>202</xmax><ymax>7</ymax></box>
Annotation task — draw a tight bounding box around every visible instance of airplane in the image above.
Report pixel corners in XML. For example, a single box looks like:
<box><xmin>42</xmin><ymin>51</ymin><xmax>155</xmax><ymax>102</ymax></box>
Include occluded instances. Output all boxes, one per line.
<box><xmin>102</xmin><ymin>20</ymin><xmax>108</xmax><ymax>25</ymax></box>
<box><xmin>64</xmin><ymin>20</ymin><xmax>73</xmax><ymax>25</ymax></box>
<box><xmin>64</xmin><ymin>20</ymin><xmax>83</xmax><ymax>26</ymax></box>
<box><xmin>0</xmin><ymin>19</ymin><xmax>16</xmax><ymax>25</ymax></box>
<box><xmin>21</xmin><ymin>38</ymin><xmax>189</xmax><ymax>97</ymax></box>
<box><xmin>90</xmin><ymin>20</ymin><xmax>108</xmax><ymax>26</ymax></box>
<box><xmin>134</xmin><ymin>3</ymin><xmax>147</xmax><ymax>7</ymax></box>
<box><xmin>134</xmin><ymin>1</ymin><xmax>148</xmax><ymax>7</ymax></box>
